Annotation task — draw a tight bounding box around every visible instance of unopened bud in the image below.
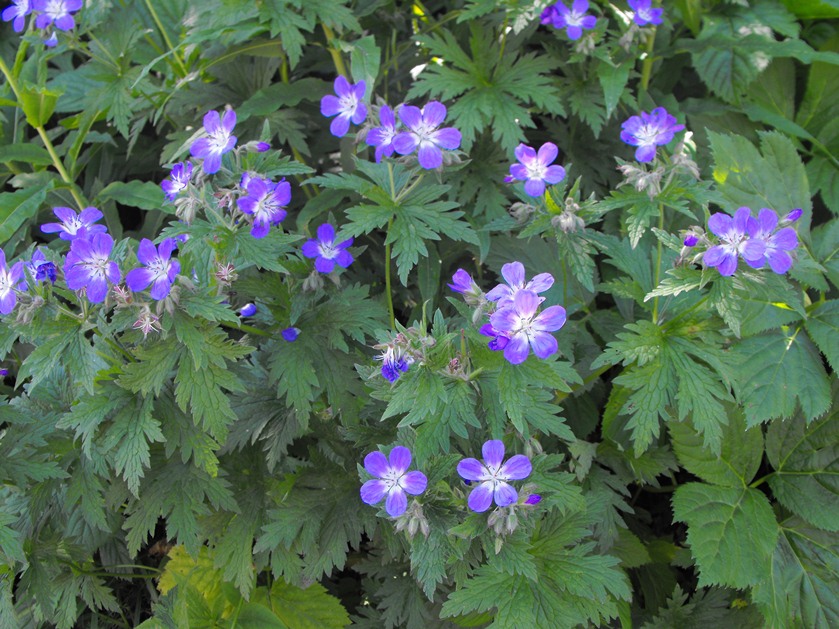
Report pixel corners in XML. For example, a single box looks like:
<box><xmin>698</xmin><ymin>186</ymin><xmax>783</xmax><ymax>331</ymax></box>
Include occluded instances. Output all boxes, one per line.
<box><xmin>303</xmin><ymin>270</ymin><xmax>324</xmax><ymax>292</ymax></box>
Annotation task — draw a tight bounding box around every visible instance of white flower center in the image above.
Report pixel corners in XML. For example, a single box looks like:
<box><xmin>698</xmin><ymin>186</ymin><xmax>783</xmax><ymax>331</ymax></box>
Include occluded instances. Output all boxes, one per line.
<box><xmin>381</xmin><ymin>468</ymin><xmax>404</xmax><ymax>491</ymax></box>
<box><xmin>566</xmin><ymin>11</ymin><xmax>585</xmax><ymax>27</ymax></box>
<box><xmin>339</xmin><ymin>94</ymin><xmax>358</xmax><ymax>116</ymax></box>
<box><xmin>525</xmin><ymin>161</ymin><xmax>548</xmax><ymax>180</ymax></box>
<box><xmin>0</xmin><ymin>270</ymin><xmax>13</xmax><ymax>296</ymax></box>
<box><xmin>317</xmin><ymin>242</ymin><xmax>338</xmax><ymax>259</ymax></box>
<box><xmin>148</xmin><ymin>257</ymin><xmax>170</xmax><ymax>282</ymax></box>
<box><xmin>45</xmin><ymin>0</ymin><xmax>67</xmax><ymax>19</ymax></box>
<box><xmin>508</xmin><ymin>311</ymin><xmax>537</xmax><ymax>338</ymax></box>
<box><xmin>84</xmin><ymin>253</ymin><xmax>109</xmax><ymax>278</ymax></box>
<box><xmin>635</xmin><ymin>124</ymin><xmax>662</xmax><ymax>146</ymax></box>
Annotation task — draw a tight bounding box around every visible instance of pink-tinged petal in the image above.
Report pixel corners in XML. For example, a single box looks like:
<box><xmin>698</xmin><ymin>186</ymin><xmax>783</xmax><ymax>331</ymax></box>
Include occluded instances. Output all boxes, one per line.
<box><xmin>500</xmin><ymin>261</ymin><xmax>525</xmax><ymax>288</ymax></box>
<box><xmin>741</xmin><ymin>238</ymin><xmax>766</xmax><ymax>263</ymax></box>
<box><xmin>388</xmin><ymin>446</ymin><xmax>412</xmax><ymax>474</ymax></box>
<box><xmin>500</xmin><ymin>454</ymin><xmax>532</xmax><ymax>480</ymax></box>
<box><xmin>202</xmin><ymin>152</ymin><xmax>222</xmax><ymax>175</ymax></box>
<box><xmin>301</xmin><ymin>240</ymin><xmax>319</xmax><ymax>258</ymax></box>
<box><xmin>432</xmin><ymin>127</ymin><xmax>461</xmax><ymax>150</ymax></box>
<box><xmin>544</xmin><ymin>165</ymin><xmax>566</xmax><ymax>184</ymax></box>
<box><xmin>137</xmin><ymin>239</ymin><xmax>157</xmax><ymax>265</ymax></box>
<box><xmin>417</xmin><ymin>144</ymin><xmax>442</xmax><ymax>169</ymax></box>
<box><xmin>125</xmin><ymin>267</ymin><xmax>154</xmax><ymax>291</ymax></box>
<box><xmin>513</xmin><ymin>289</ymin><xmax>541</xmax><ymax>318</ymax></box>
<box><xmin>767</xmin><ymin>251</ymin><xmax>793</xmax><ymax>274</ymax></box>
<box><xmin>385</xmin><ymin>487</ymin><xmax>408</xmax><ymax>517</ymax></box>
<box><xmin>334</xmin><ymin>75</ymin><xmax>351</xmax><ymax>96</ymax></box>
<box><xmin>221</xmin><ymin>109</ymin><xmax>237</xmax><ymax>133</ymax></box>
<box><xmin>485</xmin><ymin>284</ymin><xmax>511</xmax><ymax>302</ymax></box>
<box><xmin>364</xmin><ymin>451</ymin><xmax>389</xmax><ymax>477</ymax></box>
<box><xmin>457</xmin><ymin>458</ymin><xmax>487</xmax><ymax>481</ymax></box>
<box><xmin>503</xmin><ymin>333</ymin><xmax>531</xmax><ymax>364</ymax></box>
<box><xmin>351</xmin><ymin>102</ymin><xmax>367</xmax><ymax>125</ymax></box>
<box><xmin>316</xmin><ymin>223</ymin><xmax>335</xmax><ymax>244</ymax></box>
<box><xmin>392</xmin><ymin>132</ymin><xmax>418</xmax><ymax>155</ymax></box>
<box><xmin>533</xmin><ymin>305</ymin><xmax>566</xmax><ymax>332</ymax></box>
<box><xmin>515</xmin><ymin>143</ymin><xmax>536</xmax><ymax>164</ymax></box>
<box><xmin>493</xmin><ymin>482</ymin><xmax>518</xmax><ymax>507</ymax></box>
<box><xmin>422</xmin><ymin>101</ymin><xmax>447</xmax><ymax>127</ymax></box>
<box><xmin>398</xmin><ymin>105</ymin><xmax>423</xmax><ymax>129</ymax></box>
<box><xmin>315</xmin><ymin>257</ymin><xmax>336</xmax><ymax>273</ymax></box>
<box><xmin>707</xmin><ymin>213</ymin><xmax>732</xmax><ymax>238</ymax></box>
<box><xmin>321</xmin><ymin>94</ymin><xmax>341</xmax><ymax>117</ymax></box>
<box><xmin>334</xmin><ymin>250</ymin><xmax>353</xmax><ymax>268</ymax></box>
<box><xmin>530</xmin><ymin>331</ymin><xmax>558</xmax><ymax>359</ymax></box>
<box><xmin>733</xmin><ymin>207</ymin><xmax>752</xmax><ymax>234</ymax></box>
<box><xmin>524</xmin><ymin>178</ymin><xmax>546</xmax><ymax>198</ymax></box>
<box><xmin>399</xmin><ymin>471</ymin><xmax>427</xmax><ymax>495</ymax></box>
<box><xmin>526</xmin><ymin>273</ymin><xmax>554</xmax><ymax>294</ymax></box>
<box><xmin>330</xmin><ymin>114</ymin><xmax>351</xmax><ymax>138</ymax></box>
<box><xmin>467</xmin><ymin>482</ymin><xmax>495</xmax><ymax>512</ymax></box>
<box><xmin>360</xmin><ymin>479</ymin><xmax>387</xmax><ymax>505</ymax></box>
<box><xmin>717</xmin><ymin>253</ymin><xmax>738</xmax><ymax>276</ymax></box>
<box><xmin>150</xmin><ymin>277</ymin><xmax>172</xmax><ymax>300</ymax></box>
<box><xmin>537</xmin><ymin>142</ymin><xmax>558</xmax><ymax>165</ymax></box>
<box><xmin>773</xmin><ymin>227</ymin><xmax>798</xmax><ymax>251</ymax></box>
<box><xmin>86</xmin><ymin>278</ymin><xmax>108</xmax><ymax>303</ymax></box>
<box><xmin>482</xmin><ymin>440</ymin><xmax>505</xmax><ymax>469</ymax></box>
<box><xmin>635</xmin><ymin>144</ymin><xmax>656</xmax><ymax>162</ymax></box>
<box><xmin>566</xmin><ymin>25</ymin><xmax>583</xmax><ymax>40</ymax></box>
<box><xmin>203</xmin><ymin>110</ymin><xmax>221</xmax><ymax>134</ymax></box>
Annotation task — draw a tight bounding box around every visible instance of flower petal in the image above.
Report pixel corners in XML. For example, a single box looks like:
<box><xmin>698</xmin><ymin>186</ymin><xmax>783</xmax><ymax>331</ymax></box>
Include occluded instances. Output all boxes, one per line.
<box><xmin>533</xmin><ymin>305</ymin><xmax>566</xmax><ymax>332</ymax></box>
<box><xmin>388</xmin><ymin>446</ymin><xmax>412</xmax><ymax>474</ymax></box>
<box><xmin>422</xmin><ymin>101</ymin><xmax>447</xmax><ymax>127</ymax></box>
<box><xmin>530</xmin><ymin>330</ymin><xmax>558</xmax><ymax>359</ymax></box>
<box><xmin>398</xmin><ymin>105</ymin><xmax>423</xmax><ymax>130</ymax></box>
<box><xmin>315</xmin><ymin>256</ymin><xmax>336</xmax><ymax>273</ymax></box>
<box><xmin>432</xmin><ymin>127</ymin><xmax>461</xmax><ymax>150</ymax></box>
<box><xmin>360</xmin><ymin>479</ymin><xmax>387</xmax><ymax>505</ymax></box>
<box><xmin>482</xmin><ymin>440</ymin><xmax>505</xmax><ymax>469</ymax></box>
<box><xmin>417</xmin><ymin>144</ymin><xmax>443</xmax><ymax>169</ymax></box>
<box><xmin>524</xmin><ymin>178</ymin><xmax>546</xmax><ymax>197</ymax></box>
<box><xmin>301</xmin><ymin>240</ymin><xmax>319</xmax><ymax>258</ymax></box>
<box><xmin>772</xmin><ymin>227</ymin><xmax>798</xmax><ymax>251</ymax></box>
<box><xmin>392</xmin><ymin>132</ymin><xmax>418</xmax><ymax>156</ymax></box>
<box><xmin>364</xmin><ymin>451</ymin><xmax>389</xmax><ymax>477</ymax></box>
<box><xmin>385</xmin><ymin>487</ymin><xmax>408</xmax><ymax>517</ymax></box>
<box><xmin>500</xmin><ymin>261</ymin><xmax>525</xmax><ymax>288</ymax></box>
<box><xmin>500</xmin><ymin>454</ymin><xmax>532</xmax><ymax>480</ymax></box>
<box><xmin>537</xmin><ymin>142</ymin><xmax>558</xmax><ymax>165</ymax></box>
<box><xmin>707</xmin><ymin>213</ymin><xmax>732</xmax><ymax>238</ymax></box>
<box><xmin>503</xmin><ymin>334</ymin><xmax>531</xmax><ymax>364</ymax></box>
<box><xmin>526</xmin><ymin>272</ymin><xmax>555</xmax><ymax>294</ymax></box>
<box><xmin>767</xmin><ymin>250</ymin><xmax>793</xmax><ymax>274</ymax></box>
<box><xmin>493</xmin><ymin>482</ymin><xmax>518</xmax><ymax>507</ymax></box>
<box><xmin>467</xmin><ymin>482</ymin><xmax>495</xmax><ymax>512</ymax></box>
<box><xmin>457</xmin><ymin>458</ymin><xmax>487</xmax><ymax>481</ymax></box>
<box><xmin>320</xmin><ymin>94</ymin><xmax>341</xmax><ymax>117</ymax></box>
<box><xmin>544</xmin><ymin>165</ymin><xmax>566</xmax><ymax>185</ymax></box>
<box><xmin>512</xmin><ymin>289</ymin><xmax>541</xmax><ymax>318</ymax></box>
<box><xmin>399</xmin><ymin>471</ymin><xmax>427</xmax><ymax>495</ymax></box>
<box><xmin>330</xmin><ymin>114</ymin><xmax>351</xmax><ymax>138</ymax></box>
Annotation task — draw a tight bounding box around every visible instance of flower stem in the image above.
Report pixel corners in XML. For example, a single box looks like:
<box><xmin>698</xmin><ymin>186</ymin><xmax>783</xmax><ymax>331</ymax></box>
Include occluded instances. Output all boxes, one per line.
<box><xmin>652</xmin><ymin>204</ymin><xmax>664</xmax><ymax>323</ymax></box>
<box><xmin>143</xmin><ymin>0</ymin><xmax>188</xmax><ymax>77</ymax></box>
<box><xmin>640</xmin><ymin>27</ymin><xmax>657</xmax><ymax>93</ymax></box>
<box><xmin>322</xmin><ymin>24</ymin><xmax>349</xmax><ymax>78</ymax></box>
<box><xmin>384</xmin><ymin>227</ymin><xmax>396</xmax><ymax>329</ymax></box>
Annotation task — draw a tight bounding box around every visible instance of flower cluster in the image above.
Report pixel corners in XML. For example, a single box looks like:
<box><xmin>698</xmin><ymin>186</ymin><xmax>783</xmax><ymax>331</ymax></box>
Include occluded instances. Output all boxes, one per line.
<box><xmin>507</xmin><ymin>142</ymin><xmax>566</xmax><ymax>198</ymax></box>
<box><xmin>541</xmin><ymin>0</ymin><xmax>597</xmax><ymax>40</ymax></box>
<box><xmin>360</xmin><ymin>440</ymin><xmax>534</xmax><ymax>518</ymax></box>
<box><xmin>620</xmin><ymin>107</ymin><xmax>684</xmax><ymax>163</ymax></box>
<box><xmin>3</xmin><ymin>0</ymin><xmax>82</xmax><ymax>45</ymax></box>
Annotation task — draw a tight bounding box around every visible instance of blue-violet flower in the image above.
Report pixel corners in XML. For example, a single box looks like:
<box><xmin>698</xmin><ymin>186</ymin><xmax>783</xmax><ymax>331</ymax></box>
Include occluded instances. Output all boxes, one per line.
<box><xmin>485</xmin><ymin>261</ymin><xmax>554</xmax><ymax>309</ymax></box>
<box><xmin>0</xmin><ymin>249</ymin><xmax>25</xmax><ymax>315</ymax></box>
<box><xmin>64</xmin><ymin>233</ymin><xmax>121</xmax><ymax>303</ymax></box>
<box><xmin>448</xmin><ymin>268</ymin><xmax>480</xmax><ymax>295</ymax></box>
<box><xmin>161</xmin><ymin>162</ymin><xmax>193</xmax><ymax>202</ymax></box>
<box><xmin>366</xmin><ymin>104</ymin><xmax>398</xmax><ymax>162</ymax></box>
<box><xmin>32</xmin><ymin>0</ymin><xmax>81</xmax><ymax>31</ymax></box>
<box><xmin>125</xmin><ymin>238</ymin><xmax>180</xmax><ymax>300</ymax></box>
<box><xmin>237</xmin><ymin>177</ymin><xmax>291</xmax><ymax>239</ymax></box>
<box><xmin>2</xmin><ymin>0</ymin><xmax>30</xmax><ymax>31</ymax></box>
<box><xmin>490</xmin><ymin>290</ymin><xmax>567</xmax><ymax>365</ymax></box>
<box><xmin>320</xmin><ymin>76</ymin><xmax>367</xmax><ymax>138</ymax></box>
<box><xmin>41</xmin><ymin>206</ymin><xmax>107</xmax><ymax>241</ymax></box>
<box><xmin>457</xmin><ymin>440</ymin><xmax>532</xmax><ymax>512</ymax></box>
<box><xmin>620</xmin><ymin>107</ymin><xmax>685</xmax><ymax>163</ymax></box>
<box><xmin>393</xmin><ymin>101</ymin><xmax>461</xmax><ymax>170</ymax></box>
<box><xmin>628</xmin><ymin>0</ymin><xmax>663</xmax><ymax>26</ymax></box>
<box><xmin>378</xmin><ymin>346</ymin><xmax>410</xmax><ymax>383</ymax></box>
<box><xmin>301</xmin><ymin>223</ymin><xmax>354</xmax><ymax>273</ymax></box>
<box><xmin>239</xmin><ymin>303</ymin><xmax>257</xmax><ymax>317</ymax></box>
<box><xmin>361</xmin><ymin>446</ymin><xmax>428</xmax><ymax>517</ymax></box>
<box><xmin>703</xmin><ymin>207</ymin><xmax>766</xmax><ymax>276</ymax></box>
<box><xmin>28</xmin><ymin>249</ymin><xmax>56</xmax><ymax>284</ymax></box>
<box><xmin>282</xmin><ymin>327</ymin><xmax>300</xmax><ymax>342</ymax></box>
<box><xmin>190</xmin><ymin>109</ymin><xmax>237</xmax><ymax>175</ymax></box>
<box><xmin>479</xmin><ymin>322</ymin><xmax>510</xmax><ymax>352</ymax></box>
<box><xmin>743</xmin><ymin>208</ymin><xmax>798</xmax><ymax>274</ymax></box>
<box><xmin>509</xmin><ymin>142</ymin><xmax>566</xmax><ymax>197</ymax></box>
<box><xmin>543</xmin><ymin>0</ymin><xmax>597</xmax><ymax>40</ymax></box>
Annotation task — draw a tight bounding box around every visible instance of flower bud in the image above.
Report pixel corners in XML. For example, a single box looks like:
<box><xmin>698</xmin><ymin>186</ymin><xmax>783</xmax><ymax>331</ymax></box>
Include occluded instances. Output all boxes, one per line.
<box><xmin>784</xmin><ymin>208</ymin><xmax>803</xmax><ymax>223</ymax></box>
<box><xmin>239</xmin><ymin>303</ymin><xmax>257</xmax><ymax>317</ymax></box>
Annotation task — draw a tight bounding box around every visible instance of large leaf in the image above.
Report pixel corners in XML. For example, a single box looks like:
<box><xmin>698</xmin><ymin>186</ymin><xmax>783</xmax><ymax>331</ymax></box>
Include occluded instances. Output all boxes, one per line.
<box><xmin>0</xmin><ymin>183</ymin><xmax>52</xmax><ymax>243</ymax></box>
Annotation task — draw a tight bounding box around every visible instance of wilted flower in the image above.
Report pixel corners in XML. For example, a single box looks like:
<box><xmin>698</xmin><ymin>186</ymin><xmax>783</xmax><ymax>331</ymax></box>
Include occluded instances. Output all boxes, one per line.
<box><xmin>161</xmin><ymin>162</ymin><xmax>193</xmax><ymax>202</ymax></box>
<box><xmin>133</xmin><ymin>308</ymin><xmax>162</xmax><ymax>337</ymax></box>
<box><xmin>486</xmin><ymin>261</ymin><xmax>554</xmax><ymax>309</ymax></box>
<box><xmin>125</xmin><ymin>238</ymin><xmax>180</xmax><ymax>300</ymax></box>
<box><xmin>360</xmin><ymin>446</ymin><xmax>428</xmax><ymax>517</ymax></box>
<box><xmin>683</xmin><ymin>234</ymin><xmax>698</xmax><ymax>247</ymax></box>
<box><xmin>64</xmin><ymin>233</ymin><xmax>121</xmax><ymax>303</ymax></box>
<box><xmin>628</xmin><ymin>0</ymin><xmax>663</xmax><ymax>26</ymax></box>
<box><xmin>321</xmin><ymin>76</ymin><xmax>367</xmax><ymax>138</ymax></box>
<box><xmin>32</xmin><ymin>0</ymin><xmax>81</xmax><ymax>31</ymax></box>
<box><xmin>490</xmin><ymin>290</ymin><xmax>567</xmax><ymax>364</ymax></box>
<box><xmin>703</xmin><ymin>207</ymin><xmax>766</xmax><ymax>276</ymax></box>
<box><xmin>743</xmin><ymin>208</ymin><xmax>799</xmax><ymax>274</ymax></box>
<box><xmin>190</xmin><ymin>109</ymin><xmax>237</xmax><ymax>174</ymax></box>
<box><xmin>393</xmin><ymin>101</ymin><xmax>461</xmax><ymax>170</ymax></box>
<box><xmin>282</xmin><ymin>327</ymin><xmax>300</xmax><ymax>342</ymax></box>
<box><xmin>508</xmin><ymin>142</ymin><xmax>566</xmax><ymax>197</ymax></box>
<box><xmin>479</xmin><ymin>322</ymin><xmax>510</xmax><ymax>352</ymax></box>
<box><xmin>377</xmin><ymin>346</ymin><xmax>411</xmax><ymax>383</ymax></box>
<box><xmin>237</xmin><ymin>177</ymin><xmax>290</xmax><ymax>239</ymax></box>
<box><xmin>542</xmin><ymin>0</ymin><xmax>597</xmax><ymax>40</ymax></box>
<box><xmin>457</xmin><ymin>440</ymin><xmax>532</xmax><ymax>512</ymax></box>
<box><xmin>27</xmin><ymin>249</ymin><xmax>56</xmax><ymax>284</ymax></box>
<box><xmin>620</xmin><ymin>107</ymin><xmax>685</xmax><ymax>163</ymax></box>
<box><xmin>366</xmin><ymin>104</ymin><xmax>399</xmax><ymax>162</ymax></box>
<box><xmin>301</xmin><ymin>223</ymin><xmax>354</xmax><ymax>273</ymax></box>
<box><xmin>41</xmin><ymin>206</ymin><xmax>107</xmax><ymax>241</ymax></box>
<box><xmin>0</xmin><ymin>249</ymin><xmax>25</xmax><ymax>315</ymax></box>
<box><xmin>2</xmin><ymin>0</ymin><xmax>31</xmax><ymax>31</ymax></box>
<box><xmin>214</xmin><ymin>262</ymin><xmax>237</xmax><ymax>285</ymax></box>
<box><xmin>239</xmin><ymin>303</ymin><xmax>256</xmax><ymax>317</ymax></box>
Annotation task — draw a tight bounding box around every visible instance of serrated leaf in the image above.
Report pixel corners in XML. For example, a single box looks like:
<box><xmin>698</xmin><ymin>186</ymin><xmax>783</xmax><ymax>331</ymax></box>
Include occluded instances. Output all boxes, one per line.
<box><xmin>805</xmin><ymin>300</ymin><xmax>839</xmax><ymax>371</ymax></box>
<box><xmin>0</xmin><ymin>183</ymin><xmax>52</xmax><ymax>242</ymax></box>
<box><xmin>672</xmin><ymin>483</ymin><xmax>778</xmax><ymax>589</ymax></box>
<box><xmin>101</xmin><ymin>396</ymin><xmax>164</xmax><ymax>496</ymax></box>
<box><xmin>97</xmin><ymin>180</ymin><xmax>165</xmax><ymax>211</ymax></box>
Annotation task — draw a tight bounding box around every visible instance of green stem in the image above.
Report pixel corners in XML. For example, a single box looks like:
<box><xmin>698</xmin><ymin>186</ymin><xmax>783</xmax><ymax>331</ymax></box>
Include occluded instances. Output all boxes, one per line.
<box><xmin>385</xmin><ymin>217</ymin><xmax>396</xmax><ymax>329</ymax></box>
<box><xmin>749</xmin><ymin>472</ymin><xmax>774</xmax><ymax>488</ymax></box>
<box><xmin>143</xmin><ymin>0</ymin><xmax>188</xmax><ymax>77</ymax></box>
<box><xmin>652</xmin><ymin>204</ymin><xmax>664</xmax><ymax>323</ymax></box>
<box><xmin>322</xmin><ymin>24</ymin><xmax>348</xmax><ymax>78</ymax></box>
<box><xmin>639</xmin><ymin>27</ymin><xmax>657</xmax><ymax>94</ymax></box>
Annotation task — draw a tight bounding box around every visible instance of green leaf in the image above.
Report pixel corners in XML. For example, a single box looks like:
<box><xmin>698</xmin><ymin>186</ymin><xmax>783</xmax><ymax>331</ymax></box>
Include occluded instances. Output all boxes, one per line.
<box><xmin>0</xmin><ymin>143</ymin><xmax>53</xmax><ymax>167</ymax></box>
<box><xmin>670</xmin><ymin>406</ymin><xmax>763</xmax><ymax>487</ymax></box>
<box><xmin>0</xmin><ymin>183</ymin><xmax>52</xmax><ymax>242</ymax></box>
<box><xmin>805</xmin><ymin>300</ymin><xmax>839</xmax><ymax>371</ymax></box>
<box><xmin>766</xmin><ymin>400</ymin><xmax>839</xmax><ymax>532</ymax></box>
<box><xmin>597</xmin><ymin>61</ymin><xmax>630</xmax><ymax>120</ymax></box>
<box><xmin>733</xmin><ymin>330</ymin><xmax>832</xmax><ymax>427</ymax></box>
<box><xmin>18</xmin><ymin>84</ymin><xmax>62</xmax><ymax>127</ymax></box>
<box><xmin>349</xmin><ymin>36</ymin><xmax>380</xmax><ymax>98</ymax></box>
<box><xmin>672</xmin><ymin>483</ymin><xmax>778</xmax><ymax>589</ymax></box>
<box><xmin>254</xmin><ymin>580</ymin><xmax>350</xmax><ymax>629</ymax></box>
<box><xmin>118</xmin><ymin>337</ymin><xmax>181</xmax><ymax>396</ymax></box>
<box><xmin>100</xmin><ymin>395</ymin><xmax>164</xmax><ymax>496</ymax></box>
<box><xmin>97</xmin><ymin>180</ymin><xmax>165</xmax><ymax>211</ymax></box>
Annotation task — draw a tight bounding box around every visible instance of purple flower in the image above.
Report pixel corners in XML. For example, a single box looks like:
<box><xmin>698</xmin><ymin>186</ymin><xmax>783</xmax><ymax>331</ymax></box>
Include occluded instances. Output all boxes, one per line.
<box><xmin>393</xmin><ymin>101</ymin><xmax>462</xmax><ymax>170</ymax></box>
<box><xmin>490</xmin><ymin>290</ymin><xmax>567</xmax><ymax>365</ymax></box>
<box><xmin>64</xmin><ymin>233</ymin><xmax>121</xmax><ymax>303</ymax></box>
<box><xmin>785</xmin><ymin>208</ymin><xmax>803</xmax><ymax>223</ymax></box>
<box><xmin>239</xmin><ymin>303</ymin><xmax>257</xmax><ymax>317</ymax></box>
<box><xmin>125</xmin><ymin>238</ymin><xmax>180</xmax><ymax>300</ymax></box>
<box><xmin>301</xmin><ymin>223</ymin><xmax>353</xmax><ymax>273</ymax></box>
<box><xmin>743</xmin><ymin>208</ymin><xmax>798</xmax><ymax>274</ymax></box>
<box><xmin>525</xmin><ymin>494</ymin><xmax>542</xmax><ymax>505</ymax></box>
<box><xmin>366</xmin><ymin>104</ymin><xmax>398</xmax><ymax>162</ymax></box>
<box><xmin>544</xmin><ymin>0</ymin><xmax>597</xmax><ymax>40</ymax></box>
<box><xmin>479</xmin><ymin>322</ymin><xmax>510</xmax><ymax>352</ymax></box>
<box><xmin>255</xmin><ymin>142</ymin><xmax>270</xmax><ymax>152</ymax></box>
<box><xmin>378</xmin><ymin>346</ymin><xmax>410</xmax><ymax>383</ymax></box>
<box><xmin>2</xmin><ymin>0</ymin><xmax>30</xmax><ymax>32</ymax></box>
<box><xmin>0</xmin><ymin>249</ymin><xmax>25</xmax><ymax>315</ymax></box>
<box><xmin>41</xmin><ymin>206</ymin><xmax>107</xmax><ymax>241</ymax></box>
<box><xmin>190</xmin><ymin>109</ymin><xmax>237</xmax><ymax>175</ymax></box>
<box><xmin>509</xmin><ymin>142</ymin><xmax>566</xmax><ymax>197</ymax></box>
<box><xmin>448</xmin><ymin>269</ymin><xmax>479</xmax><ymax>294</ymax></box>
<box><xmin>32</xmin><ymin>0</ymin><xmax>81</xmax><ymax>31</ymax></box>
<box><xmin>282</xmin><ymin>327</ymin><xmax>299</xmax><ymax>342</ymax></box>
<box><xmin>457</xmin><ymin>440</ymin><xmax>532</xmax><ymax>512</ymax></box>
<box><xmin>161</xmin><ymin>162</ymin><xmax>193</xmax><ymax>202</ymax></box>
<box><xmin>320</xmin><ymin>76</ymin><xmax>367</xmax><ymax>138</ymax></box>
<box><xmin>28</xmin><ymin>249</ymin><xmax>56</xmax><ymax>284</ymax></box>
<box><xmin>0</xmin><ymin>368</ymin><xmax>7</xmax><ymax>377</ymax></box>
<box><xmin>44</xmin><ymin>31</ymin><xmax>57</xmax><ymax>46</ymax></box>
<box><xmin>360</xmin><ymin>446</ymin><xmax>428</xmax><ymax>517</ymax></box>
<box><xmin>628</xmin><ymin>0</ymin><xmax>663</xmax><ymax>26</ymax></box>
<box><xmin>237</xmin><ymin>177</ymin><xmax>290</xmax><ymax>239</ymax></box>
<box><xmin>620</xmin><ymin>107</ymin><xmax>685</xmax><ymax>163</ymax></box>
<box><xmin>485</xmin><ymin>261</ymin><xmax>554</xmax><ymax>309</ymax></box>
<box><xmin>683</xmin><ymin>234</ymin><xmax>698</xmax><ymax>247</ymax></box>
<box><xmin>703</xmin><ymin>207</ymin><xmax>766</xmax><ymax>276</ymax></box>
